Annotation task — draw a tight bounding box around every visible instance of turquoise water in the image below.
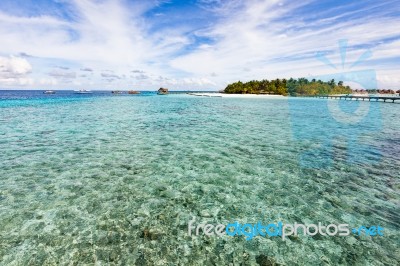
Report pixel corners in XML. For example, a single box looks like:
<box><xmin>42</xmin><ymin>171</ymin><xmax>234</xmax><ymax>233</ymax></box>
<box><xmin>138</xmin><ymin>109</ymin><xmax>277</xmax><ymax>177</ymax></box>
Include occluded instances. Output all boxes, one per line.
<box><xmin>0</xmin><ymin>93</ymin><xmax>399</xmax><ymax>265</ymax></box>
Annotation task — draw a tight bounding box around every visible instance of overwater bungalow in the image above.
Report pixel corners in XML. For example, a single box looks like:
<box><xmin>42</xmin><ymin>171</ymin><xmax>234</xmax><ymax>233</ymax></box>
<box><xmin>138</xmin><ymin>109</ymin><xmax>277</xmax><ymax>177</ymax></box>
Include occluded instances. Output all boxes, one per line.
<box><xmin>157</xmin><ymin>87</ymin><xmax>169</xmax><ymax>95</ymax></box>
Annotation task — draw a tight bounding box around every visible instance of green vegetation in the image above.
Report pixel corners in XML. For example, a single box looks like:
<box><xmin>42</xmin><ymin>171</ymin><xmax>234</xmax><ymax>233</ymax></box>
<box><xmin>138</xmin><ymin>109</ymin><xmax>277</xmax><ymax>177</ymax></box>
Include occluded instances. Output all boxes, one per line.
<box><xmin>224</xmin><ymin>79</ymin><xmax>288</xmax><ymax>95</ymax></box>
<box><xmin>224</xmin><ymin>78</ymin><xmax>352</xmax><ymax>96</ymax></box>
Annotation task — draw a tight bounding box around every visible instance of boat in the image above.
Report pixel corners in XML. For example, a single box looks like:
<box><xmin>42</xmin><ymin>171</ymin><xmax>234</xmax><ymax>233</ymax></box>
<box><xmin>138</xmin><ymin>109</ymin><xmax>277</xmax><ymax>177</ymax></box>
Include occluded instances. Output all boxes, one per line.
<box><xmin>43</xmin><ymin>90</ymin><xmax>55</xmax><ymax>94</ymax></box>
<box><xmin>111</xmin><ymin>90</ymin><xmax>123</xmax><ymax>94</ymax></box>
<box><xmin>157</xmin><ymin>87</ymin><xmax>169</xmax><ymax>95</ymax></box>
<box><xmin>74</xmin><ymin>89</ymin><xmax>93</xmax><ymax>94</ymax></box>
<box><xmin>128</xmin><ymin>90</ymin><xmax>140</xmax><ymax>94</ymax></box>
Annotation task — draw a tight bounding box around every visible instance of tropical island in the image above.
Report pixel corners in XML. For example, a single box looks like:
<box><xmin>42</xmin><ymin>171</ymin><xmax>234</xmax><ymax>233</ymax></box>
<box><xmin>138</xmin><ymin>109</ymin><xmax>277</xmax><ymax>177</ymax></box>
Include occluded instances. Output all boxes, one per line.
<box><xmin>223</xmin><ymin>78</ymin><xmax>352</xmax><ymax>96</ymax></box>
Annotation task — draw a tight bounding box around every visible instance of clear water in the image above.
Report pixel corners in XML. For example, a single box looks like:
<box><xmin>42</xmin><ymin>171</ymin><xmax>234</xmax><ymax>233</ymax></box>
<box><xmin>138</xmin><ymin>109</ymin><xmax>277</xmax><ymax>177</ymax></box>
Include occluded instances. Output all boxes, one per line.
<box><xmin>0</xmin><ymin>91</ymin><xmax>399</xmax><ymax>265</ymax></box>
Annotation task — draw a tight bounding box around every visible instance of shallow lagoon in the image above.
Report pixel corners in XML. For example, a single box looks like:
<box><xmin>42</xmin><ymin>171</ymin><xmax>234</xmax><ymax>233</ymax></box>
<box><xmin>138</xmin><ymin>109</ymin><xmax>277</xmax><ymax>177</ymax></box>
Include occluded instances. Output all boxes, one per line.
<box><xmin>0</xmin><ymin>93</ymin><xmax>399</xmax><ymax>265</ymax></box>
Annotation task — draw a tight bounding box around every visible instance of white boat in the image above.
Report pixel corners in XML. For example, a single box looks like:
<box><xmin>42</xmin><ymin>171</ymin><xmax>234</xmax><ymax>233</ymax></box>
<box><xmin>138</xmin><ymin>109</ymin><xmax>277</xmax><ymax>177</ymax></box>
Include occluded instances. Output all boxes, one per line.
<box><xmin>74</xmin><ymin>89</ymin><xmax>93</xmax><ymax>94</ymax></box>
<box><xmin>43</xmin><ymin>90</ymin><xmax>55</xmax><ymax>94</ymax></box>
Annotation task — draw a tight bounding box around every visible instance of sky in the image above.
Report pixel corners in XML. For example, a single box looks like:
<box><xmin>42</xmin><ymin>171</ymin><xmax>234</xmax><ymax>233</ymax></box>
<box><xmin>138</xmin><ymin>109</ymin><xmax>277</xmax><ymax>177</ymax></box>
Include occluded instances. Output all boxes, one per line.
<box><xmin>0</xmin><ymin>0</ymin><xmax>399</xmax><ymax>90</ymax></box>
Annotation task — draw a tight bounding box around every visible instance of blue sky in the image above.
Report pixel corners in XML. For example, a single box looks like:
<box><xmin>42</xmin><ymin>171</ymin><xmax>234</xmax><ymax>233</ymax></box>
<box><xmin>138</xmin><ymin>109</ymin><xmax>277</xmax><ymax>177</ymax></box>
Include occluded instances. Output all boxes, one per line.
<box><xmin>0</xmin><ymin>0</ymin><xmax>399</xmax><ymax>90</ymax></box>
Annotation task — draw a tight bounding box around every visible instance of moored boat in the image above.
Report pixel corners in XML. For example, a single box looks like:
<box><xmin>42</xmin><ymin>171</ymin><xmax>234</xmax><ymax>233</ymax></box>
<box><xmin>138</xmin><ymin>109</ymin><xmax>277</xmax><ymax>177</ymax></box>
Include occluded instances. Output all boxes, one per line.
<box><xmin>74</xmin><ymin>89</ymin><xmax>92</xmax><ymax>94</ymax></box>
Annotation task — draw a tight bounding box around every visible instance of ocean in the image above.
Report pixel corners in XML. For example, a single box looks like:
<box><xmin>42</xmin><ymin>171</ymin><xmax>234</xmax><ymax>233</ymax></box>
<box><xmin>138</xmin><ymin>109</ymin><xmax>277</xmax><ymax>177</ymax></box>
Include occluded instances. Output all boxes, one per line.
<box><xmin>0</xmin><ymin>90</ymin><xmax>399</xmax><ymax>265</ymax></box>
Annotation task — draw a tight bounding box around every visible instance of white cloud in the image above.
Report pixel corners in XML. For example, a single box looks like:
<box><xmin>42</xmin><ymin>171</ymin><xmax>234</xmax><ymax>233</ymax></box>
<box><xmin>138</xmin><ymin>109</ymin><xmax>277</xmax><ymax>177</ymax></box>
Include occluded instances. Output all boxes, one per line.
<box><xmin>182</xmin><ymin>77</ymin><xmax>216</xmax><ymax>86</ymax></box>
<box><xmin>101</xmin><ymin>72</ymin><xmax>121</xmax><ymax>79</ymax></box>
<box><xmin>0</xmin><ymin>56</ymin><xmax>32</xmax><ymax>75</ymax></box>
<box><xmin>39</xmin><ymin>78</ymin><xmax>58</xmax><ymax>86</ymax></box>
<box><xmin>0</xmin><ymin>0</ymin><xmax>398</xmax><ymax>89</ymax></box>
<box><xmin>0</xmin><ymin>0</ymin><xmax>194</xmax><ymax>88</ymax></box>
<box><xmin>0</xmin><ymin>55</ymin><xmax>33</xmax><ymax>86</ymax></box>
<box><xmin>376</xmin><ymin>70</ymin><xmax>400</xmax><ymax>90</ymax></box>
<box><xmin>48</xmin><ymin>70</ymin><xmax>76</xmax><ymax>79</ymax></box>
<box><xmin>171</xmin><ymin>0</ymin><xmax>400</xmax><ymax>88</ymax></box>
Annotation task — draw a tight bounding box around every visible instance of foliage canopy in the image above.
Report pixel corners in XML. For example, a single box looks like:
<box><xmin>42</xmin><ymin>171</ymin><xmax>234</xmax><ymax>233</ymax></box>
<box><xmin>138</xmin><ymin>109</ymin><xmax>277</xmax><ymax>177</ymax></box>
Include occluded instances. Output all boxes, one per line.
<box><xmin>224</xmin><ymin>78</ymin><xmax>352</xmax><ymax>96</ymax></box>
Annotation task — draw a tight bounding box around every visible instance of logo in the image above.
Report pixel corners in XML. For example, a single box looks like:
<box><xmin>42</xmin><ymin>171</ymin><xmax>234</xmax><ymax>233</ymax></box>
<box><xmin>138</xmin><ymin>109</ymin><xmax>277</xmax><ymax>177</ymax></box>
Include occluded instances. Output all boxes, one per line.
<box><xmin>289</xmin><ymin>39</ymin><xmax>382</xmax><ymax>169</ymax></box>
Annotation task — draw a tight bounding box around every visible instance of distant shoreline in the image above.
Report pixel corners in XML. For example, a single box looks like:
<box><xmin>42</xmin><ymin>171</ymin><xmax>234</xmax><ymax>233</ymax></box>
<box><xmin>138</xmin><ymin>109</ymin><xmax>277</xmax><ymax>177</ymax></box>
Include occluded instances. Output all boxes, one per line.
<box><xmin>187</xmin><ymin>92</ymin><xmax>286</xmax><ymax>98</ymax></box>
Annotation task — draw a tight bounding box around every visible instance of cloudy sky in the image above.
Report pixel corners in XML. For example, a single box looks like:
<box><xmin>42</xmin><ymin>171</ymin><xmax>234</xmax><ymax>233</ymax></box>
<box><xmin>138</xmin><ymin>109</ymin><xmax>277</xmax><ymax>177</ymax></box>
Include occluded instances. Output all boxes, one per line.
<box><xmin>0</xmin><ymin>0</ymin><xmax>399</xmax><ymax>90</ymax></box>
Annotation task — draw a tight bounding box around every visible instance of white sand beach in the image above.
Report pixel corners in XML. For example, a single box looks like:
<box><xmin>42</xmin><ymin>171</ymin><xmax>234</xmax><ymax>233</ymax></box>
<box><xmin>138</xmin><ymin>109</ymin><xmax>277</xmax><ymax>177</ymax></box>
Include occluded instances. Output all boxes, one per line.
<box><xmin>187</xmin><ymin>92</ymin><xmax>286</xmax><ymax>98</ymax></box>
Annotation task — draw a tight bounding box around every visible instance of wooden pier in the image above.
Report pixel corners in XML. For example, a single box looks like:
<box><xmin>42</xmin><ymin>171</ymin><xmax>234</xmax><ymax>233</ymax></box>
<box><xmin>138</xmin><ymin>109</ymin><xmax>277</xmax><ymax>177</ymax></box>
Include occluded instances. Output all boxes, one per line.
<box><xmin>312</xmin><ymin>95</ymin><xmax>400</xmax><ymax>103</ymax></box>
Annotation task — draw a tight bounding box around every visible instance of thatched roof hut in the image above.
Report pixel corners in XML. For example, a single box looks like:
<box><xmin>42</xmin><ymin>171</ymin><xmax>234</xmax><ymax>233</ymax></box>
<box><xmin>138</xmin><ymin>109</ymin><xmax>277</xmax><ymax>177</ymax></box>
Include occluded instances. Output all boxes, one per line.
<box><xmin>157</xmin><ymin>87</ymin><xmax>169</xmax><ymax>95</ymax></box>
